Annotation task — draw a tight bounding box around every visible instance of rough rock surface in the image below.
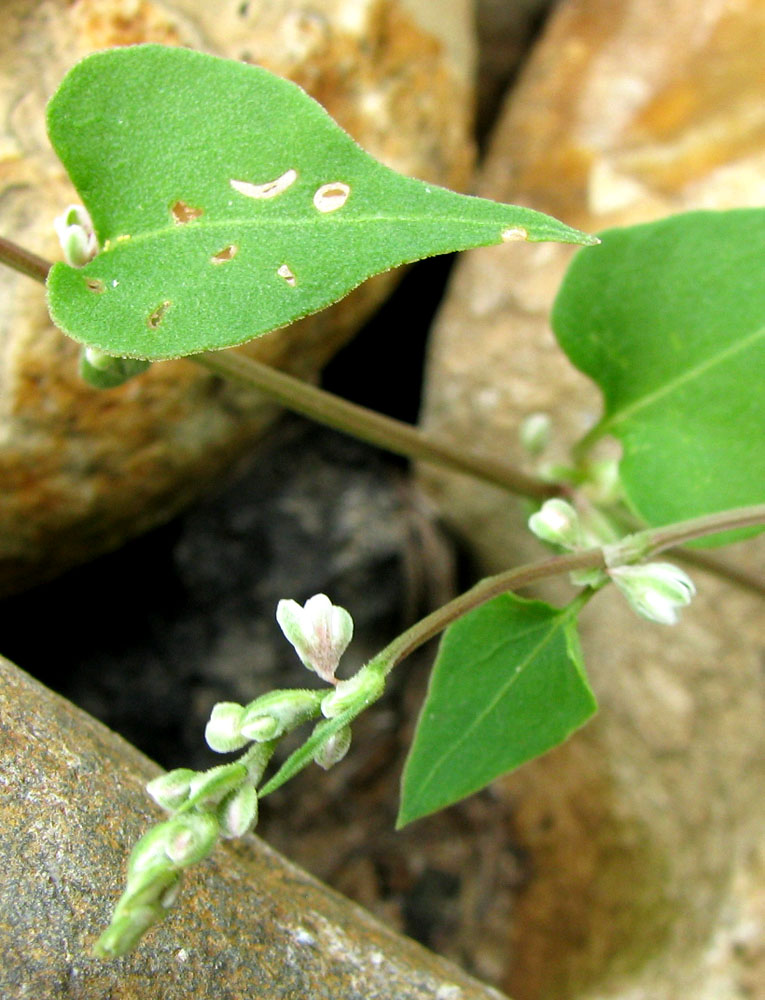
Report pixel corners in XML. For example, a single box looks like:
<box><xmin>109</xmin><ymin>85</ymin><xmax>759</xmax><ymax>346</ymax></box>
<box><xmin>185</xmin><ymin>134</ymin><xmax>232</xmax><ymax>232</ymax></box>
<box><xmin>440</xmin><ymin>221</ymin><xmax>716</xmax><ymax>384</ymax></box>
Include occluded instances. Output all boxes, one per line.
<box><xmin>0</xmin><ymin>0</ymin><xmax>476</xmax><ymax>597</ymax></box>
<box><xmin>0</xmin><ymin>653</ymin><xmax>510</xmax><ymax>999</ymax></box>
<box><xmin>419</xmin><ymin>1</ymin><xmax>765</xmax><ymax>997</ymax></box>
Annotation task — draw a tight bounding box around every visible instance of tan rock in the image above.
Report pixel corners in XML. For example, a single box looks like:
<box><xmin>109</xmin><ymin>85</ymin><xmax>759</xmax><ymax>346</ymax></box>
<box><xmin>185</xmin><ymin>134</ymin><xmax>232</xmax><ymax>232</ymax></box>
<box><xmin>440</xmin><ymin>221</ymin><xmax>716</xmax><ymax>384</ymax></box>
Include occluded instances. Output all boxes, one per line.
<box><xmin>0</xmin><ymin>0</ymin><xmax>476</xmax><ymax>596</ymax></box>
<box><xmin>419</xmin><ymin>1</ymin><xmax>765</xmax><ymax>997</ymax></box>
<box><xmin>0</xmin><ymin>653</ymin><xmax>508</xmax><ymax>999</ymax></box>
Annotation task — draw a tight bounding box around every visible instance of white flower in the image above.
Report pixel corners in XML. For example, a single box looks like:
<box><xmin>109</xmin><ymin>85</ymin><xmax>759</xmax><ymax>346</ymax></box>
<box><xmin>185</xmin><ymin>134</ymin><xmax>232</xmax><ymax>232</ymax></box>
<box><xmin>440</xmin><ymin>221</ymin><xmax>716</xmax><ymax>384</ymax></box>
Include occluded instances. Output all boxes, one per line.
<box><xmin>528</xmin><ymin>499</ymin><xmax>583</xmax><ymax>550</ymax></box>
<box><xmin>609</xmin><ymin>562</ymin><xmax>696</xmax><ymax>625</ymax></box>
<box><xmin>276</xmin><ymin>594</ymin><xmax>353</xmax><ymax>683</ymax></box>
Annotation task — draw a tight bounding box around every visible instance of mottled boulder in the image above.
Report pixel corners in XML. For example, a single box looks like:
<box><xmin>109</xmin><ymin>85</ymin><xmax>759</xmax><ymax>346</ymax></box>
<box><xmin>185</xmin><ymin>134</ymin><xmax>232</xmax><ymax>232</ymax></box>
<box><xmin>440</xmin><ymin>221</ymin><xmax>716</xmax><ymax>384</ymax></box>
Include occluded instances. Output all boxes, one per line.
<box><xmin>0</xmin><ymin>0</ymin><xmax>476</xmax><ymax>596</ymax></box>
<box><xmin>0</xmin><ymin>654</ymin><xmax>508</xmax><ymax>999</ymax></box>
<box><xmin>420</xmin><ymin>1</ymin><xmax>765</xmax><ymax>997</ymax></box>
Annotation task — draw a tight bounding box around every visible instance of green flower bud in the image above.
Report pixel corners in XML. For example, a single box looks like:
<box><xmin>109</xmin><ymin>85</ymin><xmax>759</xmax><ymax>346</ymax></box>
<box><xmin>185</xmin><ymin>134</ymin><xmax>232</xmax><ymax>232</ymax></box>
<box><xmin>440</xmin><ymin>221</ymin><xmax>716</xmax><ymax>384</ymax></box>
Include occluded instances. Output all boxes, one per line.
<box><xmin>145</xmin><ymin>768</ymin><xmax>196</xmax><ymax>811</ymax></box>
<box><xmin>205</xmin><ymin>702</ymin><xmax>248</xmax><ymax>753</ymax></box>
<box><xmin>313</xmin><ymin>724</ymin><xmax>351</xmax><ymax>770</ymax></box>
<box><xmin>240</xmin><ymin>689</ymin><xmax>323</xmax><ymax>742</ymax></box>
<box><xmin>218</xmin><ymin>783</ymin><xmax>259</xmax><ymax>839</ymax></box>
<box><xmin>54</xmin><ymin>204</ymin><xmax>97</xmax><ymax>267</ymax></box>
<box><xmin>163</xmin><ymin>812</ymin><xmax>220</xmax><ymax>868</ymax></box>
<box><xmin>93</xmin><ymin>903</ymin><xmax>164</xmax><ymax>959</ymax></box>
<box><xmin>79</xmin><ymin>347</ymin><xmax>152</xmax><ymax>390</ymax></box>
<box><xmin>321</xmin><ymin>665</ymin><xmax>385</xmax><ymax>719</ymax></box>
<box><xmin>276</xmin><ymin>594</ymin><xmax>353</xmax><ymax>682</ymax></box>
<box><xmin>186</xmin><ymin>762</ymin><xmax>248</xmax><ymax>810</ymax></box>
<box><xmin>119</xmin><ymin>862</ymin><xmax>180</xmax><ymax>915</ymax></box>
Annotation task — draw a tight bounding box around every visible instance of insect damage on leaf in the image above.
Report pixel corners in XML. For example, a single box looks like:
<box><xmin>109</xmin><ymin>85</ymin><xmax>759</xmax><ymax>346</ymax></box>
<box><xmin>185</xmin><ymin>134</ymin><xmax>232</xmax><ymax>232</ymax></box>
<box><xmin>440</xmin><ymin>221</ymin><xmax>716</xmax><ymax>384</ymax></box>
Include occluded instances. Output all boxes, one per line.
<box><xmin>45</xmin><ymin>44</ymin><xmax>597</xmax><ymax>361</ymax></box>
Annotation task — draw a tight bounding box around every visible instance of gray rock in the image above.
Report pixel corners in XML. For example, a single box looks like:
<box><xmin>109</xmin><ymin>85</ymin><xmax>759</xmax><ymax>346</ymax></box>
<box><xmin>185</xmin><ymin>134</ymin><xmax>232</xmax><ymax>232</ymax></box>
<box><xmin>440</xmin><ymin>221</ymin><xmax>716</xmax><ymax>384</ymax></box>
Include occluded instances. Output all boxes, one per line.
<box><xmin>0</xmin><ymin>653</ymin><xmax>509</xmax><ymax>999</ymax></box>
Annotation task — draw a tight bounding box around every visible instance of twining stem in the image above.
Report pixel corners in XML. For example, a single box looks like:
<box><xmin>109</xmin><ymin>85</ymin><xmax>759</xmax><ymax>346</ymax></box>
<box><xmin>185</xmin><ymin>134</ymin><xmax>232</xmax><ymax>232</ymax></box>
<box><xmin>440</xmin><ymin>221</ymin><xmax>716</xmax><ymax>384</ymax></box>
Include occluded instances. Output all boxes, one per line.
<box><xmin>2</xmin><ymin>235</ymin><xmax>764</xmax><ymax>595</ymax></box>
<box><xmin>375</xmin><ymin>503</ymin><xmax>765</xmax><ymax>673</ymax></box>
<box><xmin>0</xmin><ymin>235</ymin><xmax>558</xmax><ymax>501</ymax></box>
<box><xmin>0</xmin><ymin>235</ymin><xmax>51</xmax><ymax>283</ymax></box>
<box><xmin>193</xmin><ymin>349</ymin><xmax>558</xmax><ymax>499</ymax></box>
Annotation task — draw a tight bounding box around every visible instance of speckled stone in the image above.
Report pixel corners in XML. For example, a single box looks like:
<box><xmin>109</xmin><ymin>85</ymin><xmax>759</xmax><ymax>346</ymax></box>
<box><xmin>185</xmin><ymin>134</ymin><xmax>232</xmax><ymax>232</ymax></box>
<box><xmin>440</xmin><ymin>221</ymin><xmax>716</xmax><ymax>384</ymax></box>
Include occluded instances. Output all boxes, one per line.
<box><xmin>419</xmin><ymin>1</ymin><xmax>765</xmax><ymax>997</ymax></box>
<box><xmin>0</xmin><ymin>0</ymin><xmax>476</xmax><ymax>596</ymax></box>
<box><xmin>0</xmin><ymin>654</ymin><xmax>508</xmax><ymax>1000</ymax></box>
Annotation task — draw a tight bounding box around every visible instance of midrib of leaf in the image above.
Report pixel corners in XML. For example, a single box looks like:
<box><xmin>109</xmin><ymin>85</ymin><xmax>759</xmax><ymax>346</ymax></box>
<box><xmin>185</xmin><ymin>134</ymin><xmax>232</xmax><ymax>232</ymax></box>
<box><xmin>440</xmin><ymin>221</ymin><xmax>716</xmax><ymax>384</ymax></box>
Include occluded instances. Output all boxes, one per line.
<box><xmin>599</xmin><ymin>322</ymin><xmax>765</xmax><ymax>435</ymax></box>
<box><xmin>98</xmin><ymin>214</ymin><xmax>538</xmax><ymax>245</ymax></box>
<box><xmin>412</xmin><ymin>609</ymin><xmax>573</xmax><ymax>803</ymax></box>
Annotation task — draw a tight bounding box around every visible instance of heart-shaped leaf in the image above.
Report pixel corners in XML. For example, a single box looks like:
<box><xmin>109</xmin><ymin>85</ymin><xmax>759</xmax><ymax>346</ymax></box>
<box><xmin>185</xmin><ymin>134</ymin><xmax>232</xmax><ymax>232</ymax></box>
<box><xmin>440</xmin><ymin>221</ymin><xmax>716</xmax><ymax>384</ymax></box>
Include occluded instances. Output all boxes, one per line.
<box><xmin>398</xmin><ymin>594</ymin><xmax>596</xmax><ymax>827</ymax></box>
<box><xmin>552</xmin><ymin>210</ymin><xmax>765</xmax><ymax>541</ymax></box>
<box><xmin>46</xmin><ymin>44</ymin><xmax>596</xmax><ymax>360</ymax></box>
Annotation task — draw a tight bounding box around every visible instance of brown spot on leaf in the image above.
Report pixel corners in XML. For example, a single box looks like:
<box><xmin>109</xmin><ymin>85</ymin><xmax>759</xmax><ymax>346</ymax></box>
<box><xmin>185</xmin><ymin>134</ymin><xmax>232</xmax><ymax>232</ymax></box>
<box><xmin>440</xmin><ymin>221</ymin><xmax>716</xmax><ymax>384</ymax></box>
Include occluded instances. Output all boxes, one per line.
<box><xmin>86</xmin><ymin>278</ymin><xmax>105</xmax><ymax>293</ymax></box>
<box><xmin>171</xmin><ymin>201</ymin><xmax>204</xmax><ymax>224</ymax></box>
<box><xmin>211</xmin><ymin>245</ymin><xmax>238</xmax><ymax>264</ymax></box>
<box><xmin>147</xmin><ymin>301</ymin><xmax>171</xmax><ymax>329</ymax></box>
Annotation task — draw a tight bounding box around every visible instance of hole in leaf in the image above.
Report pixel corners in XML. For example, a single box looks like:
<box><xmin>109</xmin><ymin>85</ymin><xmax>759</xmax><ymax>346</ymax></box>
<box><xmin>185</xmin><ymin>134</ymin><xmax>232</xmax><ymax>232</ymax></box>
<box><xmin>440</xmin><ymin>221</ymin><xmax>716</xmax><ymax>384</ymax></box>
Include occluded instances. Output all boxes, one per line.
<box><xmin>313</xmin><ymin>182</ymin><xmax>350</xmax><ymax>213</ymax></box>
<box><xmin>211</xmin><ymin>245</ymin><xmax>238</xmax><ymax>264</ymax></box>
<box><xmin>501</xmin><ymin>227</ymin><xmax>528</xmax><ymax>242</ymax></box>
<box><xmin>238</xmin><ymin>1</ymin><xmax>250</xmax><ymax>14</ymax></box>
<box><xmin>230</xmin><ymin>169</ymin><xmax>298</xmax><ymax>200</ymax></box>
<box><xmin>277</xmin><ymin>264</ymin><xmax>297</xmax><ymax>286</ymax></box>
<box><xmin>86</xmin><ymin>278</ymin><xmax>105</xmax><ymax>293</ymax></box>
<box><xmin>171</xmin><ymin>201</ymin><xmax>204</xmax><ymax>224</ymax></box>
<box><xmin>147</xmin><ymin>301</ymin><xmax>171</xmax><ymax>330</ymax></box>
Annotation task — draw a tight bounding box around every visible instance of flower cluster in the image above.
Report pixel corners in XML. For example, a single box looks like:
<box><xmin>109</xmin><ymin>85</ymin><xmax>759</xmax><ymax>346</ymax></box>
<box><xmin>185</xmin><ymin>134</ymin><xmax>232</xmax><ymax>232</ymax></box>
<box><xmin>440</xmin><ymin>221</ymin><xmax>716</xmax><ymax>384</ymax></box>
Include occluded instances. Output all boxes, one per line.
<box><xmin>528</xmin><ymin>499</ymin><xmax>696</xmax><ymax>625</ymax></box>
<box><xmin>96</xmin><ymin>594</ymin><xmax>383</xmax><ymax>958</ymax></box>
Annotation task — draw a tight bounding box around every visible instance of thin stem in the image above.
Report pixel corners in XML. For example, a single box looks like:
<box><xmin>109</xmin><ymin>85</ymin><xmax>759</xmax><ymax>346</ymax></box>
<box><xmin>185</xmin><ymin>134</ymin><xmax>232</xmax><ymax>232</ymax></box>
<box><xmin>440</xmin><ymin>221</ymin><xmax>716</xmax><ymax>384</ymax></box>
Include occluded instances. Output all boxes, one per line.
<box><xmin>0</xmin><ymin>233</ymin><xmax>560</xmax><ymax>501</ymax></box>
<box><xmin>378</xmin><ymin>548</ymin><xmax>606</xmax><ymax>672</ymax></box>
<box><xmin>0</xmin><ymin>235</ymin><xmax>50</xmax><ymax>283</ymax></box>
<box><xmin>3</xmin><ymin>234</ymin><xmax>763</xmax><ymax>596</ymax></box>
<box><xmin>376</xmin><ymin>502</ymin><xmax>765</xmax><ymax>673</ymax></box>
<box><xmin>193</xmin><ymin>349</ymin><xmax>559</xmax><ymax>500</ymax></box>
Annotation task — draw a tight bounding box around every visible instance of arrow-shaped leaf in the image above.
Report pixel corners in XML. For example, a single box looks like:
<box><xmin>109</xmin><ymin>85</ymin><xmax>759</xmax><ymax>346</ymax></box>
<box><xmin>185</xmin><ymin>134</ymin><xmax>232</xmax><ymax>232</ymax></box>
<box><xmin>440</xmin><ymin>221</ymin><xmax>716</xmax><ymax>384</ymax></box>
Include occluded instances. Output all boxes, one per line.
<box><xmin>398</xmin><ymin>594</ymin><xmax>596</xmax><ymax>827</ymax></box>
<box><xmin>46</xmin><ymin>44</ymin><xmax>596</xmax><ymax>360</ymax></box>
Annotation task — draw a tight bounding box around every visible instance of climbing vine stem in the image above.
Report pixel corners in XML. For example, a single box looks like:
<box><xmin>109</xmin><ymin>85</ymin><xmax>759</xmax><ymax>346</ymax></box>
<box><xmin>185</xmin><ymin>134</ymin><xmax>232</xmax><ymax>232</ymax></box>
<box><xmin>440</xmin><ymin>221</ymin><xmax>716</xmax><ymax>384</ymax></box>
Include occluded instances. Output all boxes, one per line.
<box><xmin>1</xmin><ymin>236</ymin><xmax>763</xmax><ymax>597</ymax></box>
<box><xmin>373</xmin><ymin>503</ymin><xmax>765</xmax><ymax>675</ymax></box>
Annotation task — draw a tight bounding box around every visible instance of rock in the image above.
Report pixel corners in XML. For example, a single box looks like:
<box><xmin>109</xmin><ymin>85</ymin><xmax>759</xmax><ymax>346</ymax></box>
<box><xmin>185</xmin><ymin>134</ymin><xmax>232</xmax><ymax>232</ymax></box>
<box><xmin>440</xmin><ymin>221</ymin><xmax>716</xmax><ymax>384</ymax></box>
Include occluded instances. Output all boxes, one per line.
<box><xmin>0</xmin><ymin>652</ymin><xmax>509</xmax><ymax>999</ymax></box>
<box><xmin>419</xmin><ymin>1</ymin><xmax>765</xmax><ymax>997</ymax></box>
<box><xmin>475</xmin><ymin>0</ymin><xmax>556</xmax><ymax>140</ymax></box>
<box><xmin>0</xmin><ymin>0</ymin><xmax>476</xmax><ymax>597</ymax></box>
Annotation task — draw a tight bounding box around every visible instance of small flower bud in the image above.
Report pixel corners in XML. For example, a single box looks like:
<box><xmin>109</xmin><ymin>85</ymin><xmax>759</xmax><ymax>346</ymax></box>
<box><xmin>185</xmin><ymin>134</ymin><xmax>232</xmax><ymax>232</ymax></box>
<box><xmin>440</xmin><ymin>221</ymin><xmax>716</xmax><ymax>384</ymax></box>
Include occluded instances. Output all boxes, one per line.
<box><xmin>205</xmin><ymin>702</ymin><xmax>248</xmax><ymax>753</ymax></box>
<box><xmin>127</xmin><ymin>821</ymin><xmax>181</xmax><ymax>879</ymax></box>
<box><xmin>218</xmin><ymin>783</ymin><xmax>259</xmax><ymax>839</ymax></box>
<box><xmin>528</xmin><ymin>499</ymin><xmax>583</xmax><ymax>550</ymax></box>
<box><xmin>313</xmin><ymin>724</ymin><xmax>352</xmax><ymax>770</ymax></box>
<box><xmin>240</xmin><ymin>689</ymin><xmax>323</xmax><ymax>742</ymax></box>
<box><xmin>609</xmin><ymin>562</ymin><xmax>696</xmax><ymax>625</ymax></box>
<box><xmin>519</xmin><ymin>412</ymin><xmax>552</xmax><ymax>455</ymax></box>
<box><xmin>320</xmin><ymin>665</ymin><xmax>385</xmax><ymax>719</ymax></box>
<box><xmin>79</xmin><ymin>347</ymin><xmax>151</xmax><ymax>390</ymax></box>
<box><xmin>186</xmin><ymin>762</ymin><xmax>248</xmax><ymax>810</ymax></box>
<box><xmin>145</xmin><ymin>768</ymin><xmax>196</xmax><ymax>811</ymax></box>
<box><xmin>93</xmin><ymin>902</ymin><xmax>164</xmax><ymax>959</ymax></box>
<box><xmin>54</xmin><ymin>204</ymin><xmax>97</xmax><ymax>267</ymax></box>
<box><xmin>163</xmin><ymin>813</ymin><xmax>220</xmax><ymax>868</ymax></box>
<box><xmin>120</xmin><ymin>862</ymin><xmax>181</xmax><ymax>913</ymax></box>
<box><xmin>276</xmin><ymin>594</ymin><xmax>353</xmax><ymax>683</ymax></box>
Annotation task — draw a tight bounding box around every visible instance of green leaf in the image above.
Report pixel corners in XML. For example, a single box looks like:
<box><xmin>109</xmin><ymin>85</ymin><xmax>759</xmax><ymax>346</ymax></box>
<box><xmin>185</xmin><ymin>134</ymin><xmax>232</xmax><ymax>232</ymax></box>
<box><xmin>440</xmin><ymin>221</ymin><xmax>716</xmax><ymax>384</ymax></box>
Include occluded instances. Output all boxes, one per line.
<box><xmin>46</xmin><ymin>44</ymin><xmax>596</xmax><ymax>361</ymax></box>
<box><xmin>397</xmin><ymin>594</ymin><xmax>596</xmax><ymax>827</ymax></box>
<box><xmin>552</xmin><ymin>210</ymin><xmax>765</xmax><ymax>541</ymax></box>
